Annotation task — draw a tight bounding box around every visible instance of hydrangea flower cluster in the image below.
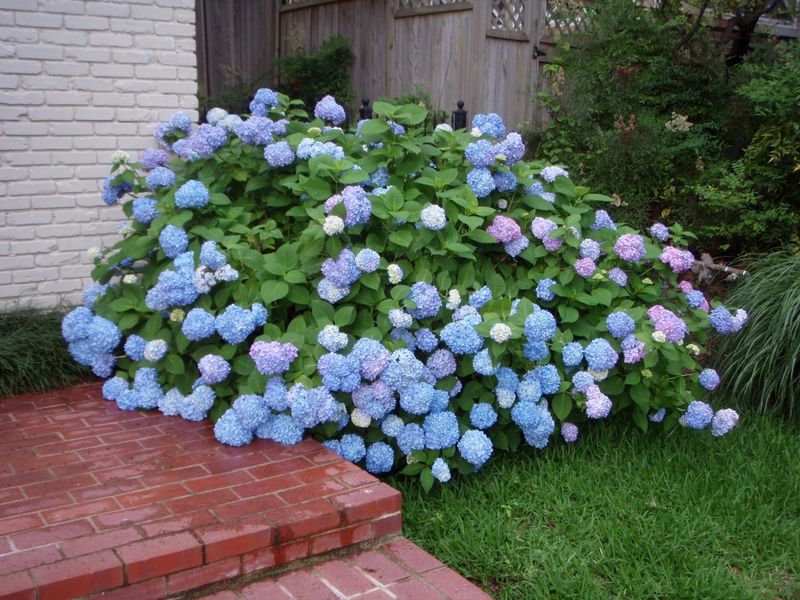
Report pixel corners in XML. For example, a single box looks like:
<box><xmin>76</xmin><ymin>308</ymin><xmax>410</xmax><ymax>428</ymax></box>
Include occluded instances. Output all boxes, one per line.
<box><xmin>69</xmin><ymin>90</ymin><xmax>747</xmax><ymax>489</ymax></box>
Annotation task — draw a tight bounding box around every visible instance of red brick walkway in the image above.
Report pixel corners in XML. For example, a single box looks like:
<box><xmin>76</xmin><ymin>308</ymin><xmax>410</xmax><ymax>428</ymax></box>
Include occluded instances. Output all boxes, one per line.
<box><xmin>0</xmin><ymin>384</ymin><xmax>401</xmax><ymax>599</ymax></box>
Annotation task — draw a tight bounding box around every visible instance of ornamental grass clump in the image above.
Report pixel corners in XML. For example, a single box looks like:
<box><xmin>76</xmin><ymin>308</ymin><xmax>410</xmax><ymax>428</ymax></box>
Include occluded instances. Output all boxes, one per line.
<box><xmin>64</xmin><ymin>91</ymin><xmax>746</xmax><ymax>489</ymax></box>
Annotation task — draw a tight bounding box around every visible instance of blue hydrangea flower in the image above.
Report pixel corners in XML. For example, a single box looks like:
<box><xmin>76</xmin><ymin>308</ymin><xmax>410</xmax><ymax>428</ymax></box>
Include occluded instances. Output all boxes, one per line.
<box><xmin>407</xmin><ymin>282</ymin><xmax>442</xmax><ymax>320</ymax></box>
<box><xmin>493</xmin><ymin>170</ymin><xmax>517</xmax><ymax>192</ymax></box>
<box><xmin>469</xmin><ymin>286</ymin><xmax>492</xmax><ymax>310</ymax></box>
<box><xmin>355</xmin><ymin>248</ymin><xmax>380</xmax><ymax>272</ymax></box>
<box><xmin>232</xmin><ymin>394</ymin><xmax>270</xmax><ymax>430</ymax></box>
<box><xmin>470</xmin><ymin>403</ymin><xmax>497</xmax><ymax>430</ymax></box>
<box><xmin>82</xmin><ymin>283</ymin><xmax>108</xmax><ymax>308</ymax></box>
<box><xmin>584</xmin><ymin>339</ymin><xmax>618</xmax><ymax>371</ymax></box>
<box><xmin>698</xmin><ymin>369</ymin><xmax>720</xmax><ymax>391</ymax></box>
<box><xmin>214</xmin><ymin>409</ymin><xmax>253</xmax><ymax>446</ymax></box>
<box><xmin>414</xmin><ymin>329</ymin><xmax>438</xmax><ymax>353</ymax></box>
<box><xmin>181</xmin><ymin>308</ymin><xmax>215</xmax><ymax>341</ymax></box>
<box><xmin>352</xmin><ymin>381</ymin><xmax>395</xmax><ymax>420</ymax></box>
<box><xmin>592</xmin><ymin>209</ymin><xmax>617</xmax><ymax>231</ymax></box>
<box><xmin>264</xmin><ymin>141</ymin><xmax>295</xmax><ymax>167</ymax></box>
<box><xmin>572</xmin><ymin>371</ymin><xmax>594</xmax><ymax>392</ymax></box>
<box><xmin>426</xmin><ymin>348</ymin><xmax>456</xmax><ymax>379</ymax></box>
<box><xmin>101</xmin><ymin>176</ymin><xmax>132</xmax><ymax>206</ymax></box>
<box><xmin>397</xmin><ymin>423</ymin><xmax>425</xmax><ymax>455</ymax></box>
<box><xmin>516</xmin><ymin>377</ymin><xmax>543</xmax><ymax>404</ymax></box>
<box><xmin>524</xmin><ymin>310</ymin><xmax>557</xmax><ymax>342</ymax></box>
<box><xmin>124</xmin><ymin>334</ymin><xmax>147</xmax><ymax>360</ymax></box>
<box><xmin>215</xmin><ymin>304</ymin><xmax>256</xmax><ymax>344</ymax></box>
<box><xmin>608</xmin><ymin>268</ymin><xmax>628</xmax><ymax>286</ymax></box>
<box><xmin>497</xmin><ymin>132</ymin><xmax>524</xmax><ymax>165</ymax></box>
<box><xmin>423</xmin><ymin>411</ymin><xmax>460</xmax><ymax>449</ymax></box>
<box><xmin>317</xmin><ymin>324</ymin><xmax>348</xmax><ymax>352</ymax></box>
<box><xmin>317</xmin><ymin>278</ymin><xmax>350</xmax><ymax>304</ymax></box>
<box><xmin>249</xmin><ymin>88</ymin><xmax>279</xmax><ymax>116</ymax></box>
<box><xmin>465</xmin><ymin>140</ymin><xmax>495</xmax><ymax>168</ymax></box>
<box><xmin>198</xmin><ymin>241</ymin><xmax>226</xmax><ymax>270</ymax></box>
<box><xmin>467</xmin><ymin>167</ymin><xmax>495</xmax><ymax>198</ymax></box>
<box><xmin>440</xmin><ymin>320</ymin><xmax>483</xmax><ymax>355</ymax></box>
<box><xmin>339</xmin><ymin>433</ymin><xmax>366</xmax><ymax>463</ymax></box>
<box><xmin>521</xmin><ymin>403</ymin><xmax>555</xmax><ymax>449</ymax></box>
<box><xmin>536</xmin><ymin>279</ymin><xmax>556</xmax><ymax>302</ymax></box>
<box><xmin>431</xmin><ymin>457</ymin><xmax>451</xmax><ymax>483</ymax></box>
<box><xmin>234</xmin><ymin>115</ymin><xmax>273</xmax><ymax>146</ymax></box>
<box><xmin>389</xmin><ymin>309</ymin><xmax>413</xmax><ymax>329</ymax></box>
<box><xmin>606</xmin><ymin>312</ymin><xmax>635</xmax><ymax>340</ymax></box>
<box><xmin>399</xmin><ymin>381</ymin><xmax>435</xmax><ymax>415</ymax></box>
<box><xmin>495</xmin><ymin>367</ymin><xmax>520</xmax><ymax>392</ymax></box>
<box><xmin>288</xmin><ymin>384</ymin><xmax>338</xmax><ymax>428</ymax></box>
<box><xmin>709</xmin><ymin>306</ymin><xmax>748</xmax><ymax>335</ymax></box>
<box><xmin>532</xmin><ymin>364</ymin><xmax>560</xmax><ymax>395</ymax></box>
<box><xmin>174</xmin><ymin>179</ymin><xmax>210</xmax><ymax>209</ymax></box>
<box><xmin>472</xmin><ymin>113</ymin><xmax>506</xmax><ymax>138</ymax></box>
<box><xmin>473</xmin><ymin>349</ymin><xmax>495</xmax><ymax>376</ymax></box>
<box><xmin>562</xmin><ymin>342</ymin><xmax>583</xmax><ymax>367</ymax></box>
<box><xmin>258</xmin><ymin>414</ymin><xmax>303</xmax><ymax>445</ymax></box>
<box><xmin>140</xmin><ymin>147</ymin><xmax>169</xmax><ymax>170</ymax></box>
<box><xmin>458</xmin><ymin>430</ymin><xmax>493</xmax><ymax>468</ymax></box>
<box><xmin>579</xmin><ymin>239</ymin><xmax>601</xmax><ymax>260</ymax></box>
<box><xmin>419</xmin><ymin>205</ymin><xmax>447</xmax><ymax>231</ymax></box>
<box><xmin>352</xmin><ymin>338</ymin><xmax>391</xmax><ymax>380</ymax></box>
<box><xmin>523</xmin><ymin>340</ymin><xmax>549</xmax><ymax>362</ymax></box>
<box><xmin>649</xmin><ymin>408</ymin><xmax>666</xmax><ymax>423</ymax></box>
<box><xmin>102</xmin><ymin>376</ymin><xmax>128</xmax><ymax>401</ymax></box>
<box><xmin>365</xmin><ymin>442</ymin><xmax>394</xmax><ymax>474</ymax></box>
<box><xmin>650</xmin><ymin>222</ymin><xmax>670</xmax><ymax>241</ymax></box>
<box><xmin>314</xmin><ymin>95</ymin><xmax>346</xmax><ymax>125</ymax></box>
<box><xmin>263</xmin><ymin>377</ymin><xmax>288</xmax><ymax>411</ymax></box>
<box><xmin>132</xmin><ymin>197</ymin><xmax>159</xmax><ymax>224</ymax></box>
<box><xmin>145</xmin><ymin>166</ymin><xmax>175</xmax><ymax>190</ymax></box>
<box><xmin>370</xmin><ymin>167</ymin><xmax>389</xmax><ymax>188</ymax></box>
<box><xmin>381</xmin><ymin>414</ymin><xmax>404</xmax><ymax>437</ymax></box>
<box><xmin>317</xmin><ymin>352</ymin><xmax>361</xmax><ymax>392</ymax></box>
<box><xmin>159</xmin><ymin>225</ymin><xmax>188</xmax><ymax>259</ymax></box>
<box><xmin>679</xmin><ymin>400</ymin><xmax>714</xmax><ymax>430</ymax></box>
<box><xmin>143</xmin><ymin>339</ymin><xmax>168</xmax><ymax>362</ymax></box>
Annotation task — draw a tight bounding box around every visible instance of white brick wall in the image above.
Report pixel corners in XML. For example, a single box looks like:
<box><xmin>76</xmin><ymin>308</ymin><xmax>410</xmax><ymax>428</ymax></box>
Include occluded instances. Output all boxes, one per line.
<box><xmin>0</xmin><ymin>0</ymin><xmax>198</xmax><ymax>308</ymax></box>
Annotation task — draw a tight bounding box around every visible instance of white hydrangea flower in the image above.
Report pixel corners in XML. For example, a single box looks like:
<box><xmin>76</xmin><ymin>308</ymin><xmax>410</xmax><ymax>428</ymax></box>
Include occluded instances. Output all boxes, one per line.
<box><xmin>351</xmin><ymin>408</ymin><xmax>371</xmax><ymax>428</ymax></box>
<box><xmin>122</xmin><ymin>274</ymin><xmax>138</xmax><ymax>284</ymax></box>
<box><xmin>214</xmin><ymin>264</ymin><xmax>238</xmax><ymax>283</ymax></box>
<box><xmin>143</xmin><ymin>339</ymin><xmax>167</xmax><ymax>362</ymax></box>
<box><xmin>169</xmin><ymin>308</ymin><xmax>185</xmax><ymax>322</ymax></box>
<box><xmin>642</xmin><ymin>369</ymin><xmax>653</xmax><ymax>378</ymax></box>
<box><xmin>445</xmin><ymin>289</ymin><xmax>461</xmax><ymax>310</ymax></box>
<box><xmin>87</xmin><ymin>247</ymin><xmax>102</xmax><ymax>261</ymax></box>
<box><xmin>652</xmin><ymin>331</ymin><xmax>667</xmax><ymax>343</ymax></box>
<box><xmin>489</xmin><ymin>323</ymin><xmax>512</xmax><ymax>343</ymax></box>
<box><xmin>497</xmin><ymin>199</ymin><xmax>508</xmax><ymax>209</ymax></box>
<box><xmin>434</xmin><ymin>123</ymin><xmax>453</xmax><ymax>132</ymax></box>
<box><xmin>193</xmin><ymin>267</ymin><xmax>215</xmax><ymax>294</ymax></box>
<box><xmin>387</xmin><ymin>263</ymin><xmax>403</xmax><ymax>284</ymax></box>
<box><xmin>470</xmin><ymin>127</ymin><xmax>482</xmax><ymax>137</ymax></box>
<box><xmin>419</xmin><ymin>205</ymin><xmax>446</xmax><ymax>231</ymax></box>
<box><xmin>111</xmin><ymin>150</ymin><xmax>130</xmax><ymax>163</ymax></box>
<box><xmin>323</xmin><ymin>215</ymin><xmax>344</xmax><ymax>236</ymax></box>
<box><xmin>686</xmin><ymin>344</ymin><xmax>701</xmax><ymax>356</ymax></box>
<box><xmin>588</xmin><ymin>368</ymin><xmax>608</xmax><ymax>381</ymax></box>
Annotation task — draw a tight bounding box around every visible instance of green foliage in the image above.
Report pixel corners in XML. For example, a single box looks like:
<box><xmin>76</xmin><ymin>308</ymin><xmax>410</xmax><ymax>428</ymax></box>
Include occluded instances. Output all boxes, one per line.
<box><xmin>380</xmin><ymin>84</ymin><xmax>449</xmax><ymax>134</ymax></box>
<box><xmin>0</xmin><ymin>308</ymin><xmax>90</xmax><ymax>396</ymax></box>
<box><xmin>394</xmin><ymin>414</ymin><xmax>800</xmax><ymax>599</ymax></box>
<box><xmin>534</xmin><ymin>0</ymin><xmax>799</xmax><ymax>253</ymax></box>
<box><xmin>198</xmin><ymin>67</ymin><xmax>272</xmax><ymax>118</ymax></box>
<box><xmin>274</xmin><ymin>35</ymin><xmax>355</xmax><ymax>117</ymax></box>
<box><xmin>714</xmin><ymin>252</ymin><xmax>800</xmax><ymax>424</ymax></box>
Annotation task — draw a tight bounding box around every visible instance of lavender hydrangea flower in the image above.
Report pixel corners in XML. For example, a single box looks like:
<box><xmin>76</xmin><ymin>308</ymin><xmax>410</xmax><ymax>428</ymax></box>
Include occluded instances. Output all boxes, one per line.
<box><xmin>608</xmin><ymin>267</ymin><xmax>628</xmax><ymax>286</ymax></box>
<box><xmin>249</xmin><ymin>341</ymin><xmax>299</xmax><ymax>375</ymax></box>
<box><xmin>614</xmin><ymin>234</ymin><xmax>646</xmax><ymax>263</ymax></box>
<box><xmin>585</xmin><ymin>385</ymin><xmax>612</xmax><ymax>419</ymax></box>
<box><xmin>660</xmin><ymin>246</ymin><xmax>695</xmax><ymax>273</ymax></box>
<box><xmin>579</xmin><ymin>239</ymin><xmax>601</xmax><ymax>260</ymax></box>
<box><xmin>649</xmin><ymin>408</ymin><xmax>666</xmax><ymax>423</ymax></box>
<box><xmin>574</xmin><ymin>257</ymin><xmax>596</xmax><ymax>278</ymax></box>
<box><xmin>264</xmin><ymin>141</ymin><xmax>295</xmax><ymax>167</ymax></box>
<box><xmin>650</xmin><ymin>222</ymin><xmax>669</xmax><ymax>241</ymax></box>
<box><xmin>711</xmin><ymin>409</ymin><xmax>739</xmax><ymax>436</ymax></box>
<box><xmin>698</xmin><ymin>369</ymin><xmax>720</xmax><ymax>391</ymax></box>
<box><xmin>407</xmin><ymin>282</ymin><xmax>442</xmax><ymax>319</ymax></box>
<box><xmin>198</xmin><ymin>354</ymin><xmax>230</xmax><ymax>384</ymax></box>
<box><xmin>314</xmin><ymin>95</ymin><xmax>346</xmax><ymax>125</ymax></box>
<box><xmin>497</xmin><ymin>132</ymin><xmax>524</xmax><ymax>165</ymax></box>
<box><xmin>487</xmin><ymin>215</ymin><xmax>521</xmax><ymax>244</ymax></box>
<box><xmin>592</xmin><ymin>210</ymin><xmax>617</xmax><ymax>231</ymax></box>
<box><xmin>561</xmin><ymin>423</ymin><xmax>579</xmax><ymax>443</ymax></box>
<box><xmin>140</xmin><ymin>148</ymin><xmax>169</xmax><ymax>170</ymax></box>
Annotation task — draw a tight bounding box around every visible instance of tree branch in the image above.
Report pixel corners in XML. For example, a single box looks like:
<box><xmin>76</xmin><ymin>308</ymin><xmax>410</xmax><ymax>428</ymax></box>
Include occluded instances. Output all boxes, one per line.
<box><xmin>672</xmin><ymin>0</ymin><xmax>712</xmax><ymax>59</ymax></box>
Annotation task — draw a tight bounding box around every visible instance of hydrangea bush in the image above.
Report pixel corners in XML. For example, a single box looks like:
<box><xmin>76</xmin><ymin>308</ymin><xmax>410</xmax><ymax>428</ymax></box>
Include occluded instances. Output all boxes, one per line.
<box><xmin>64</xmin><ymin>91</ymin><xmax>746</xmax><ymax>490</ymax></box>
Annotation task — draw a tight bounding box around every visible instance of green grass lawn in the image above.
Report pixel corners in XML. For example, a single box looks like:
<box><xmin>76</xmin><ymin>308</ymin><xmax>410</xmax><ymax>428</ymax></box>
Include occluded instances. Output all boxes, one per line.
<box><xmin>391</xmin><ymin>415</ymin><xmax>800</xmax><ymax>600</ymax></box>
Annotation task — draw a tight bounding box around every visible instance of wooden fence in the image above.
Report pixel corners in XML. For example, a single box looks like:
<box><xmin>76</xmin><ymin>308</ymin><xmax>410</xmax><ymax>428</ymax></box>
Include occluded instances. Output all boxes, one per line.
<box><xmin>196</xmin><ymin>0</ymin><xmax>800</xmax><ymax>130</ymax></box>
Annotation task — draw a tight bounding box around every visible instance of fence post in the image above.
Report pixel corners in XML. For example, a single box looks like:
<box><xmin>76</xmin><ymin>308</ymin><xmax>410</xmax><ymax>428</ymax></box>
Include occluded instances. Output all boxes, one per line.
<box><xmin>359</xmin><ymin>98</ymin><xmax>373</xmax><ymax>119</ymax></box>
<box><xmin>451</xmin><ymin>100</ymin><xmax>467</xmax><ymax>130</ymax></box>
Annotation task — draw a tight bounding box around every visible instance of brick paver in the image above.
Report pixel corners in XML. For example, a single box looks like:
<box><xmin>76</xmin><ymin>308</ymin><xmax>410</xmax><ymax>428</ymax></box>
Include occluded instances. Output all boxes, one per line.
<box><xmin>0</xmin><ymin>384</ymin><xmax>401</xmax><ymax>599</ymax></box>
<box><xmin>197</xmin><ymin>538</ymin><xmax>492</xmax><ymax>600</ymax></box>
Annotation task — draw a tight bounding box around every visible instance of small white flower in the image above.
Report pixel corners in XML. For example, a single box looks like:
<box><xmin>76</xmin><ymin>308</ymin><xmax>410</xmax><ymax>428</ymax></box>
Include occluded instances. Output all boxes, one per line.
<box><xmin>323</xmin><ymin>215</ymin><xmax>344</xmax><ymax>236</ymax></box>
<box><xmin>122</xmin><ymin>274</ymin><xmax>138</xmax><ymax>285</ymax></box>
<box><xmin>686</xmin><ymin>343</ymin><xmax>701</xmax><ymax>356</ymax></box>
<box><xmin>642</xmin><ymin>369</ymin><xmax>653</xmax><ymax>378</ymax></box>
<box><xmin>434</xmin><ymin>123</ymin><xmax>453</xmax><ymax>133</ymax></box>
<box><xmin>496</xmin><ymin>387</ymin><xmax>515</xmax><ymax>409</ymax></box>
<box><xmin>588</xmin><ymin>368</ymin><xmax>609</xmax><ymax>381</ymax></box>
<box><xmin>489</xmin><ymin>323</ymin><xmax>512</xmax><ymax>344</ymax></box>
<box><xmin>169</xmin><ymin>308</ymin><xmax>185</xmax><ymax>322</ymax></box>
<box><xmin>111</xmin><ymin>150</ymin><xmax>130</xmax><ymax>163</ymax></box>
<box><xmin>497</xmin><ymin>199</ymin><xmax>508</xmax><ymax>209</ymax></box>
<box><xmin>446</xmin><ymin>289</ymin><xmax>461</xmax><ymax>310</ymax></box>
<box><xmin>387</xmin><ymin>263</ymin><xmax>403</xmax><ymax>284</ymax></box>
<box><xmin>642</xmin><ymin>277</ymin><xmax>654</xmax><ymax>285</ymax></box>
<box><xmin>87</xmin><ymin>246</ymin><xmax>102</xmax><ymax>261</ymax></box>
<box><xmin>193</xmin><ymin>267</ymin><xmax>215</xmax><ymax>294</ymax></box>
<box><xmin>117</xmin><ymin>222</ymin><xmax>134</xmax><ymax>236</ymax></box>
<box><xmin>351</xmin><ymin>408</ymin><xmax>371</xmax><ymax>428</ymax></box>
<box><xmin>470</xmin><ymin>127</ymin><xmax>482</xmax><ymax>137</ymax></box>
<box><xmin>652</xmin><ymin>331</ymin><xmax>667</xmax><ymax>343</ymax></box>
<box><xmin>495</xmin><ymin>153</ymin><xmax>507</xmax><ymax>163</ymax></box>
<box><xmin>419</xmin><ymin>205</ymin><xmax>446</xmax><ymax>231</ymax></box>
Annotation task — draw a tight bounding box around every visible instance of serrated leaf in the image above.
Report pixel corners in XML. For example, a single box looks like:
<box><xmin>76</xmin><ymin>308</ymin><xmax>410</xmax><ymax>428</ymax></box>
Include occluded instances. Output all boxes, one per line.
<box><xmin>261</xmin><ymin>281</ymin><xmax>289</xmax><ymax>304</ymax></box>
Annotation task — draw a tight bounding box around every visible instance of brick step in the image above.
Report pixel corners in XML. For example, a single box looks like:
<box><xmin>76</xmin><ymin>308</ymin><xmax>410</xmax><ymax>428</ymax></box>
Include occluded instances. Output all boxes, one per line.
<box><xmin>189</xmin><ymin>537</ymin><xmax>492</xmax><ymax>600</ymax></box>
<box><xmin>0</xmin><ymin>384</ymin><xmax>401</xmax><ymax>600</ymax></box>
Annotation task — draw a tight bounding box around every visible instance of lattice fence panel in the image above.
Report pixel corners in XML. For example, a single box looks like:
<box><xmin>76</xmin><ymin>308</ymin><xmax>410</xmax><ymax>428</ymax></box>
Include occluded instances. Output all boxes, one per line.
<box><xmin>544</xmin><ymin>0</ymin><xmax>589</xmax><ymax>38</ymax></box>
<box><xmin>489</xmin><ymin>0</ymin><xmax>525</xmax><ymax>32</ymax></box>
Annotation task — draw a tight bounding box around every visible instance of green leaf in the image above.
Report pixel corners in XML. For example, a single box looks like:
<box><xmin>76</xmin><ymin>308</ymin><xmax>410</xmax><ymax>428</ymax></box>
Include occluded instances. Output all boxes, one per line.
<box><xmin>389</xmin><ymin>229</ymin><xmax>413</xmax><ymax>248</ymax></box>
<box><xmin>558</xmin><ymin>305</ymin><xmax>580</xmax><ymax>323</ymax></box>
<box><xmin>357</xmin><ymin>119</ymin><xmax>390</xmax><ymax>143</ymax></box>
<box><xmin>284</xmin><ymin>270</ymin><xmax>306</xmax><ymax>284</ymax></box>
<box><xmin>334</xmin><ymin>305</ymin><xmax>356</xmax><ymax>327</ymax></box>
<box><xmin>261</xmin><ymin>281</ymin><xmax>289</xmax><ymax>304</ymax></box>
<box><xmin>552</xmin><ymin>393</ymin><xmax>572</xmax><ymax>421</ymax></box>
<box><xmin>163</xmin><ymin>354</ymin><xmax>184</xmax><ymax>375</ymax></box>
<box><xmin>420</xmin><ymin>467</ymin><xmax>434</xmax><ymax>493</ymax></box>
<box><xmin>339</xmin><ymin>168</ymin><xmax>370</xmax><ymax>184</ymax></box>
